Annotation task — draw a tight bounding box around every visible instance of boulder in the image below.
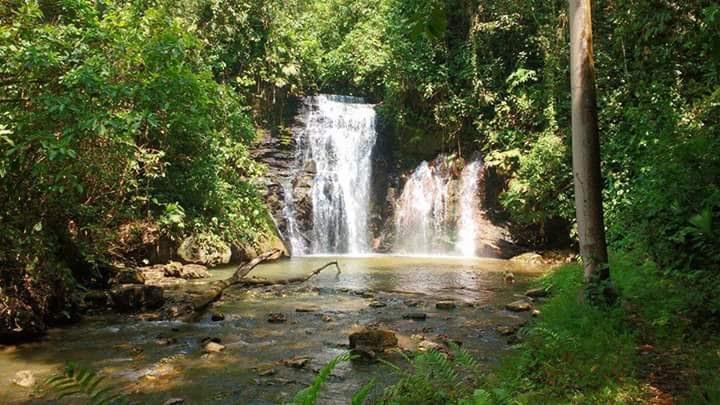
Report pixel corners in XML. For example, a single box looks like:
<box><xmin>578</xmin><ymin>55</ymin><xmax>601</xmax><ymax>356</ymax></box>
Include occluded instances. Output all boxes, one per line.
<box><xmin>113</xmin><ymin>268</ymin><xmax>146</xmax><ymax>285</ymax></box>
<box><xmin>510</xmin><ymin>252</ymin><xmax>545</xmax><ymax>265</ymax></box>
<box><xmin>164</xmin><ymin>262</ymin><xmax>210</xmax><ymax>279</ymax></box>
<box><xmin>349</xmin><ymin>327</ymin><xmax>398</xmax><ymax>357</ymax></box>
<box><xmin>177</xmin><ymin>234</ymin><xmax>231</xmax><ymax>266</ymax></box>
<box><xmin>110</xmin><ymin>285</ymin><xmax>164</xmax><ymax>312</ymax></box>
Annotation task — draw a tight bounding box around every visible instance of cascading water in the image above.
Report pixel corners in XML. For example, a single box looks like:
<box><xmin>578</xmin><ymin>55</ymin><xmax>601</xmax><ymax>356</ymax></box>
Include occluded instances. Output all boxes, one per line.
<box><xmin>284</xmin><ymin>94</ymin><xmax>377</xmax><ymax>255</ymax></box>
<box><xmin>394</xmin><ymin>160</ymin><xmax>452</xmax><ymax>254</ymax></box>
<box><xmin>456</xmin><ymin>160</ymin><xmax>483</xmax><ymax>256</ymax></box>
<box><xmin>394</xmin><ymin>157</ymin><xmax>484</xmax><ymax>256</ymax></box>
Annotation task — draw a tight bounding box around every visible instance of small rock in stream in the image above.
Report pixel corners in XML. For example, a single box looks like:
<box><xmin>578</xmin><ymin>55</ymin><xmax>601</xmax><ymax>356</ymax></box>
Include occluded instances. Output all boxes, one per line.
<box><xmin>211</xmin><ymin>313</ymin><xmax>225</xmax><ymax>321</ymax></box>
<box><xmin>283</xmin><ymin>356</ymin><xmax>312</xmax><ymax>369</ymax></box>
<box><xmin>436</xmin><ymin>301</ymin><xmax>456</xmax><ymax>310</ymax></box>
<box><xmin>321</xmin><ymin>314</ymin><xmax>333</xmax><ymax>323</ymax></box>
<box><xmin>403</xmin><ymin>299</ymin><xmax>420</xmax><ymax>307</ymax></box>
<box><xmin>525</xmin><ymin>287</ymin><xmax>550</xmax><ymax>298</ymax></box>
<box><xmin>495</xmin><ymin>326</ymin><xmax>518</xmax><ymax>336</ymax></box>
<box><xmin>349</xmin><ymin>327</ymin><xmax>398</xmax><ymax>358</ymax></box>
<box><xmin>204</xmin><ymin>342</ymin><xmax>225</xmax><ymax>353</ymax></box>
<box><xmin>267</xmin><ymin>313</ymin><xmax>287</xmax><ymax>323</ymax></box>
<box><xmin>162</xmin><ymin>398</ymin><xmax>185</xmax><ymax>405</ymax></box>
<box><xmin>12</xmin><ymin>370</ymin><xmax>35</xmax><ymax>388</ymax></box>
<box><xmin>295</xmin><ymin>305</ymin><xmax>320</xmax><ymax>313</ymax></box>
<box><xmin>403</xmin><ymin>312</ymin><xmax>428</xmax><ymax>321</ymax></box>
<box><xmin>505</xmin><ymin>300</ymin><xmax>533</xmax><ymax>312</ymax></box>
<box><xmin>369</xmin><ymin>300</ymin><xmax>387</xmax><ymax>308</ymax></box>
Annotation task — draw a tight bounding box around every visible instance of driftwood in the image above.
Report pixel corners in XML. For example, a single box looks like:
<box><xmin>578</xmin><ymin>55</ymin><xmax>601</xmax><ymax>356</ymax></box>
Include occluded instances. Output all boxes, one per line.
<box><xmin>190</xmin><ymin>250</ymin><xmax>342</xmax><ymax>312</ymax></box>
<box><xmin>191</xmin><ymin>249</ymin><xmax>284</xmax><ymax>311</ymax></box>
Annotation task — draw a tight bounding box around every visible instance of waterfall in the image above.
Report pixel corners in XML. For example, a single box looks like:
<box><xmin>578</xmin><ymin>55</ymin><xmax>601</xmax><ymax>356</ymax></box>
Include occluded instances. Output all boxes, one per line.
<box><xmin>456</xmin><ymin>160</ymin><xmax>483</xmax><ymax>256</ymax></box>
<box><xmin>394</xmin><ymin>157</ymin><xmax>484</xmax><ymax>256</ymax></box>
<box><xmin>284</xmin><ymin>94</ymin><xmax>377</xmax><ymax>255</ymax></box>
<box><xmin>394</xmin><ymin>161</ymin><xmax>452</xmax><ymax>253</ymax></box>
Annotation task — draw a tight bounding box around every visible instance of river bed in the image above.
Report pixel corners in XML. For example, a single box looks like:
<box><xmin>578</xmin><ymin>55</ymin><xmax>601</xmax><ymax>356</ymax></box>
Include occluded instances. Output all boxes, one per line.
<box><xmin>0</xmin><ymin>255</ymin><xmax>546</xmax><ymax>404</ymax></box>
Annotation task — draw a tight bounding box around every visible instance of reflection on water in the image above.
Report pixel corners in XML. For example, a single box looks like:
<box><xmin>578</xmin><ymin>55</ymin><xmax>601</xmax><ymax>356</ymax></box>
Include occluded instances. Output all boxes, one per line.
<box><xmin>0</xmin><ymin>256</ymin><xmax>545</xmax><ymax>404</ymax></box>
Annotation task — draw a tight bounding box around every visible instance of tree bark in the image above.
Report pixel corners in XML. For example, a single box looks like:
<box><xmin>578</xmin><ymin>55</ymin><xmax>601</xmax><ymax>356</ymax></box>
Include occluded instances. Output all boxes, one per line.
<box><xmin>569</xmin><ymin>0</ymin><xmax>612</xmax><ymax>300</ymax></box>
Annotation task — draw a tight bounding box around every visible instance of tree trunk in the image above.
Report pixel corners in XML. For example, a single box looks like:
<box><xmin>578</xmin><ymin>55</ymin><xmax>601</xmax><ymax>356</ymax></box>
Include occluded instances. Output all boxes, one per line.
<box><xmin>569</xmin><ymin>0</ymin><xmax>612</xmax><ymax>302</ymax></box>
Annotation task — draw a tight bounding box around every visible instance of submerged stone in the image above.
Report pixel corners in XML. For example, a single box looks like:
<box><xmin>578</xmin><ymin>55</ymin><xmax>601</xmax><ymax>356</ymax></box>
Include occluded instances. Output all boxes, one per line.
<box><xmin>403</xmin><ymin>312</ymin><xmax>428</xmax><ymax>320</ymax></box>
<box><xmin>436</xmin><ymin>301</ymin><xmax>456</xmax><ymax>310</ymax></box>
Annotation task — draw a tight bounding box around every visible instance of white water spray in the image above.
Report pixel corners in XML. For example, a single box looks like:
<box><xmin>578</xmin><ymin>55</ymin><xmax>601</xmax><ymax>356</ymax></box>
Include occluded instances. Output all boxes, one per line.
<box><xmin>456</xmin><ymin>160</ymin><xmax>483</xmax><ymax>256</ymax></box>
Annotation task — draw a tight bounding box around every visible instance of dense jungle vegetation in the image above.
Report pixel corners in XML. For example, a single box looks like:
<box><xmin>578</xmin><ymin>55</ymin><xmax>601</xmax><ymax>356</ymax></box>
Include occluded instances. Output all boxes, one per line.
<box><xmin>1</xmin><ymin>0</ymin><xmax>719</xmax><ymax>402</ymax></box>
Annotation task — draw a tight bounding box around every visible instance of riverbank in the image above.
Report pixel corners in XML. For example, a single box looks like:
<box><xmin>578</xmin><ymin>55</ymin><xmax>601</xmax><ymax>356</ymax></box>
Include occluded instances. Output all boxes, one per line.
<box><xmin>467</xmin><ymin>254</ymin><xmax>720</xmax><ymax>403</ymax></box>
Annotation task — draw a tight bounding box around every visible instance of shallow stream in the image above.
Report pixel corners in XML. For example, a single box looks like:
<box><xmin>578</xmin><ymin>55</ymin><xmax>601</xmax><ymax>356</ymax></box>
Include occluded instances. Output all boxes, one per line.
<box><xmin>0</xmin><ymin>256</ymin><xmax>545</xmax><ymax>404</ymax></box>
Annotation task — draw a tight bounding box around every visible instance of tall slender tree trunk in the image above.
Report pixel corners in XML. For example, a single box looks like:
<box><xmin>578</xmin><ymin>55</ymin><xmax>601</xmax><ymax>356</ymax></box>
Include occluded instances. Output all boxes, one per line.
<box><xmin>569</xmin><ymin>0</ymin><xmax>612</xmax><ymax>302</ymax></box>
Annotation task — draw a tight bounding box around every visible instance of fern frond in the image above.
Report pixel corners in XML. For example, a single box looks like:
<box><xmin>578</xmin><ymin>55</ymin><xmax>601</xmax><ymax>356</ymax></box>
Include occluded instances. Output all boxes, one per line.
<box><xmin>290</xmin><ymin>353</ymin><xmax>350</xmax><ymax>405</ymax></box>
<box><xmin>351</xmin><ymin>378</ymin><xmax>375</xmax><ymax>405</ymax></box>
<box><xmin>45</xmin><ymin>362</ymin><xmax>128</xmax><ymax>405</ymax></box>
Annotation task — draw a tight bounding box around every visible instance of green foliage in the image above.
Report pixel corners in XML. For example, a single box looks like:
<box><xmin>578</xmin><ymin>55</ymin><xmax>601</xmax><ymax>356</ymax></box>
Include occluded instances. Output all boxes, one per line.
<box><xmin>0</xmin><ymin>0</ymin><xmax>270</xmax><ymax>273</ymax></box>
<box><xmin>289</xmin><ymin>353</ymin><xmax>374</xmax><ymax>405</ymax></box>
<box><xmin>380</xmin><ymin>343</ymin><xmax>484</xmax><ymax>404</ymax></box>
<box><xmin>46</xmin><ymin>362</ymin><xmax>128</xmax><ymax>404</ymax></box>
<box><xmin>479</xmin><ymin>255</ymin><xmax>720</xmax><ymax>403</ymax></box>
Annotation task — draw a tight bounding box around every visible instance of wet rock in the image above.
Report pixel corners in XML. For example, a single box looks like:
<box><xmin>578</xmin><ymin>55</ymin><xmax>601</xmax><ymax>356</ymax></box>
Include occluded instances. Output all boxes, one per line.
<box><xmin>403</xmin><ymin>312</ymin><xmax>428</xmax><ymax>321</ymax></box>
<box><xmin>164</xmin><ymin>262</ymin><xmax>210</xmax><ymax>279</ymax></box>
<box><xmin>349</xmin><ymin>327</ymin><xmax>398</xmax><ymax>358</ymax></box>
<box><xmin>163</xmin><ymin>399</ymin><xmax>185</xmax><ymax>405</ymax></box>
<box><xmin>12</xmin><ymin>370</ymin><xmax>35</xmax><ymax>388</ymax></box>
<box><xmin>369</xmin><ymin>300</ymin><xmax>387</xmax><ymax>308</ymax></box>
<box><xmin>436</xmin><ymin>301</ymin><xmax>456</xmax><ymax>310</ymax></box>
<box><xmin>114</xmin><ymin>268</ymin><xmax>146</xmax><ymax>284</ymax></box>
<box><xmin>505</xmin><ymin>300</ymin><xmax>532</xmax><ymax>312</ymax></box>
<box><xmin>321</xmin><ymin>314</ymin><xmax>333</xmax><ymax>323</ymax></box>
<box><xmin>109</xmin><ymin>285</ymin><xmax>164</xmax><ymax>312</ymax></box>
<box><xmin>177</xmin><ymin>234</ymin><xmax>231</xmax><ymax>266</ymax></box>
<box><xmin>417</xmin><ymin>340</ymin><xmax>445</xmax><ymax>353</ymax></box>
<box><xmin>268</xmin><ymin>313</ymin><xmax>287</xmax><ymax>323</ymax></box>
<box><xmin>258</xmin><ymin>368</ymin><xmax>277</xmax><ymax>377</ymax></box>
<box><xmin>204</xmin><ymin>342</ymin><xmax>225</xmax><ymax>353</ymax></box>
<box><xmin>510</xmin><ymin>252</ymin><xmax>544</xmax><ymax>265</ymax></box>
<box><xmin>283</xmin><ymin>356</ymin><xmax>312</xmax><ymax>369</ymax></box>
<box><xmin>531</xmin><ymin>309</ymin><xmax>541</xmax><ymax>317</ymax></box>
<box><xmin>360</xmin><ymin>291</ymin><xmax>376</xmax><ymax>299</ymax></box>
<box><xmin>155</xmin><ymin>336</ymin><xmax>178</xmax><ymax>346</ymax></box>
<box><xmin>525</xmin><ymin>287</ymin><xmax>550</xmax><ymax>298</ymax></box>
<box><xmin>403</xmin><ymin>299</ymin><xmax>420</xmax><ymax>307</ymax></box>
<box><xmin>211</xmin><ymin>313</ymin><xmax>225</xmax><ymax>322</ymax></box>
<box><xmin>83</xmin><ymin>290</ymin><xmax>109</xmax><ymax>309</ymax></box>
<box><xmin>295</xmin><ymin>305</ymin><xmax>319</xmax><ymax>313</ymax></box>
<box><xmin>495</xmin><ymin>326</ymin><xmax>517</xmax><ymax>336</ymax></box>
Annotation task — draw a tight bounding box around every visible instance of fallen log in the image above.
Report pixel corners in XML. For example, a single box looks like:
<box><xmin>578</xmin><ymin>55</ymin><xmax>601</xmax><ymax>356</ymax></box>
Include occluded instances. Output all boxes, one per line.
<box><xmin>190</xmin><ymin>251</ymin><xmax>341</xmax><ymax>312</ymax></box>
<box><xmin>191</xmin><ymin>249</ymin><xmax>284</xmax><ymax>311</ymax></box>
<box><xmin>241</xmin><ymin>261</ymin><xmax>341</xmax><ymax>286</ymax></box>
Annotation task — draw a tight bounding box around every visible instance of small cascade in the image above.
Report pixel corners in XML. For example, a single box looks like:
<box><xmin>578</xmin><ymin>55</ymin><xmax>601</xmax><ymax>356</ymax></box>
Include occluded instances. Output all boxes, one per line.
<box><xmin>281</xmin><ymin>179</ymin><xmax>307</xmax><ymax>255</ymax></box>
<box><xmin>456</xmin><ymin>160</ymin><xmax>483</xmax><ymax>256</ymax></box>
<box><xmin>394</xmin><ymin>156</ymin><xmax>484</xmax><ymax>256</ymax></box>
<box><xmin>394</xmin><ymin>160</ymin><xmax>452</xmax><ymax>253</ymax></box>
<box><xmin>282</xmin><ymin>94</ymin><xmax>377</xmax><ymax>255</ymax></box>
